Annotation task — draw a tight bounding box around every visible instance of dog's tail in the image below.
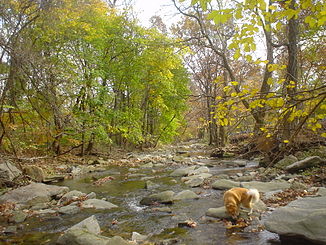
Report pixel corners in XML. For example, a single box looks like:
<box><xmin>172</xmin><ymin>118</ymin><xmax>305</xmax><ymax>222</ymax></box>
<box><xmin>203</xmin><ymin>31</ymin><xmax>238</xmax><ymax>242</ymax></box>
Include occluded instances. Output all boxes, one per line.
<box><xmin>247</xmin><ymin>188</ymin><xmax>260</xmax><ymax>203</ymax></box>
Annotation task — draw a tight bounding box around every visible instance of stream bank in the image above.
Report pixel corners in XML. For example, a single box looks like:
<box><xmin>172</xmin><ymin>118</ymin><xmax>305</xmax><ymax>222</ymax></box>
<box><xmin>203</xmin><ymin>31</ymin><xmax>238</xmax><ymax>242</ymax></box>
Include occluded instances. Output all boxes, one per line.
<box><xmin>0</xmin><ymin>141</ymin><xmax>325</xmax><ymax>244</ymax></box>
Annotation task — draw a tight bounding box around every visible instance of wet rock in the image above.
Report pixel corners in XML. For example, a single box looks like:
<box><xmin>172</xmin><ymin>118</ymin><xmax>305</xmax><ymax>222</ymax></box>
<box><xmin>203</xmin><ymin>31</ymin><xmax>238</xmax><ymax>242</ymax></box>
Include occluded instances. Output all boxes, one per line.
<box><xmin>0</xmin><ymin>162</ymin><xmax>22</xmax><ymax>181</ymax></box>
<box><xmin>81</xmin><ymin>199</ymin><xmax>118</xmax><ymax>210</ymax></box>
<box><xmin>9</xmin><ymin>210</ymin><xmax>28</xmax><ymax>223</ymax></box>
<box><xmin>140</xmin><ymin>191</ymin><xmax>175</xmax><ymax>205</ymax></box>
<box><xmin>264</xmin><ymin>196</ymin><xmax>326</xmax><ymax>244</ymax></box>
<box><xmin>58</xmin><ymin>190</ymin><xmax>87</xmax><ymax>205</ymax></box>
<box><xmin>173</xmin><ymin>190</ymin><xmax>199</xmax><ymax>200</ymax></box>
<box><xmin>69</xmin><ymin>215</ymin><xmax>101</xmax><ymax>234</ymax></box>
<box><xmin>181</xmin><ymin>173</ymin><xmax>212</xmax><ymax>182</ymax></box>
<box><xmin>211</xmin><ymin>179</ymin><xmax>239</xmax><ymax>190</ymax></box>
<box><xmin>0</xmin><ymin>183</ymin><xmax>69</xmax><ymax>206</ymax></box>
<box><xmin>57</xmin><ymin>228</ymin><xmax>130</xmax><ymax>245</ymax></box>
<box><xmin>274</xmin><ymin>155</ymin><xmax>298</xmax><ymax>169</ymax></box>
<box><xmin>188</xmin><ymin>166</ymin><xmax>209</xmax><ymax>176</ymax></box>
<box><xmin>170</xmin><ymin>166</ymin><xmax>196</xmax><ymax>177</ymax></box>
<box><xmin>184</xmin><ymin>177</ymin><xmax>204</xmax><ymax>187</ymax></box>
<box><xmin>131</xmin><ymin>232</ymin><xmax>148</xmax><ymax>242</ymax></box>
<box><xmin>206</xmin><ymin>206</ymin><xmax>229</xmax><ymax>219</ymax></box>
<box><xmin>23</xmin><ymin>165</ymin><xmax>45</xmax><ymax>182</ymax></box>
<box><xmin>58</xmin><ymin>205</ymin><xmax>80</xmax><ymax>215</ymax></box>
<box><xmin>285</xmin><ymin>156</ymin><xmax>325</xmax><ymax>173</ymax></box>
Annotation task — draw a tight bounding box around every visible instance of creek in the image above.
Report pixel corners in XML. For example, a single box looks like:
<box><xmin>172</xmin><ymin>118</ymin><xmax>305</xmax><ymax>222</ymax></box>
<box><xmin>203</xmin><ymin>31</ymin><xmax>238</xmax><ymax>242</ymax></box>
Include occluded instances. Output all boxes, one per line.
<box><xmin>1</xmin><ymin>142</ymin><xmax>281</xmax><ymax>244</ymax></box>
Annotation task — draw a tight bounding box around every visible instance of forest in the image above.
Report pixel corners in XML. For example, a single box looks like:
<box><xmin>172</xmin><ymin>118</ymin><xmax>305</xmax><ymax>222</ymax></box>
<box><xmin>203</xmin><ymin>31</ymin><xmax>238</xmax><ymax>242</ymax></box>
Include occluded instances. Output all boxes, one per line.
<box><xmin>0</xmin><ymin>0</ymin><xmax>325</xmax><ymax>158</ymax></box>
<box><xmin>0</xmin><ymin>0</ymin><xmax>325</xmax><ymax>244</ymax></box>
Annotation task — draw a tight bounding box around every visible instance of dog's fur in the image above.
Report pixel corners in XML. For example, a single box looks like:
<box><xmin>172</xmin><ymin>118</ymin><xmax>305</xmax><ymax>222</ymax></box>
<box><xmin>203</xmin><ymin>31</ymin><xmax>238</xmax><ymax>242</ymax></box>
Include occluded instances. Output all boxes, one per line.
<box><xmin>223</xmin><ymin>187</ymin><xmax>260</xmax><ymax>219</ymax></box>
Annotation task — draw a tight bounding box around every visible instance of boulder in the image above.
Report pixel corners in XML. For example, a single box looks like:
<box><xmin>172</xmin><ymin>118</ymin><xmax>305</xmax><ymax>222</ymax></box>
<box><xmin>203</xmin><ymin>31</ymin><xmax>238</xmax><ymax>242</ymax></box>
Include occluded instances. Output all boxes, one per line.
<box><xmin>23</xmin><ymin>165</ymin><xmax>45</xmax><ymax>182</ymax></box>
<box><xmin>0</xmin><ymin>162</ymin><xmax>22</xmax><ymax>181</ymax></box>
<box><xmin>264</xmin><ymin>196</ymin><xmax>326</xmax><ymax>244</ymax></box>
<box><xmin>81</xmin><ymin>199</ymin><xmax>118</xmax><ymax>210</ymax></box>
<box><xmin>58</xmin><ymin>205</ymin><xmax>80</xmax><ymax>215</ymax></box>
<box><xmin>274</xmin><ymin>155</ymin><xmax>298</xmax><ymax>169</ymax></box>
<box><xmin>206</xmin><ymin>206</ymin><xmax>229</xmax><ymax>219</ymax></box>
<box><xmin>140</xmin><ymin>191</ymin><xmax>175</xmax><ymax>205</ymax></box>
<box><xmin>58</xmin><ymin>190</ymin><xmax>87</xmax><ymax>205</ymax></box>
<box><xmin>67</xmin><ymin>215</ymin><xmax>101</xmax><ymax>234</ymax></box>
<box><xmin>184</xmin><ymin>177</ymin><xmax>204</xmax><ymax>187</ymax></box>
<box><xmin>170</xmin><ymin>166</ymin><xmax>196</xmax><ymax>177</ymax></box>
<box><xmin>0</xmin><ymin>183</ymin><xmax>69</xmax><ymax>206</ymax></box>
<box><xmin>285</xmin><ymin>156</ymin><xmax>325</xmax><ymax>173</ymax></box>
<box><xmin>212</xmin><ymin>179</ymin><xmax>239</xmax><ymax>190</ymax></box>
<box><xmin>188</xmin><ymin>166</ymin><xmax>209</xmax><ymax>176</ymax></box>
<box><xmin>173</xmin><ymin>190</ymin><xmax>199</xmax><ymax>200</ymax></box>
<box><xmin>181</xmin><ymin>173</ymin><xmax>212</xmax><ymax>182</ymax></box>
<box><xmin>57</xmin><ymin>228</ymin><xmax>130</xmax><ymax>245</ymax></box>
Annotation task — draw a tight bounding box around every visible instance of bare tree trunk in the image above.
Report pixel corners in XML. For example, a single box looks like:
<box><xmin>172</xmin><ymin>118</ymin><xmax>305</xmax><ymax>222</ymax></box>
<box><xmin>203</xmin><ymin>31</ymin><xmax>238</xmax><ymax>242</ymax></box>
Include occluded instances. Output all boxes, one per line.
<box><xmin>282</xmin><ymin>0</ymin><xmax>298</xmax><ymax>140</ymax></box>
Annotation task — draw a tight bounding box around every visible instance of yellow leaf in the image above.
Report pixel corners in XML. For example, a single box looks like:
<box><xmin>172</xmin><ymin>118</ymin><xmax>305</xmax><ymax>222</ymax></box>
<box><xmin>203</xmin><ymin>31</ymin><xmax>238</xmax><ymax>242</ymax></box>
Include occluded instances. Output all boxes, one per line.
<box><xmin>283</xmin><ymin>140</ymin><xmax>289</xmax><ymax>143</ymax></box>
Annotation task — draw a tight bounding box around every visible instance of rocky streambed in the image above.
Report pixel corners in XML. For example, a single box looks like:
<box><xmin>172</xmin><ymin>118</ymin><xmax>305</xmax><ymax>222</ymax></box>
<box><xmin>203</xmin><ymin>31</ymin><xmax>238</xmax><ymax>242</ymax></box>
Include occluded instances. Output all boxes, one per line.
<box><xmin>0</xmin><ymin>141</ymin><xmax>325</xmax><ymax>244</ymax></box>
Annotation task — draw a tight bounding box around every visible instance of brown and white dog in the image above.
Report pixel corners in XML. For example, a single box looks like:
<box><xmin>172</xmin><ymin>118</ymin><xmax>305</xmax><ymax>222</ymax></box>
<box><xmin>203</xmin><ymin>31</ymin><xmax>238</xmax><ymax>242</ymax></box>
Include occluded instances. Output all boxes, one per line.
<box><xmin>223</xmin><ymin>187</ymin><xmax>260</xmax><ymax>219</ymax></box>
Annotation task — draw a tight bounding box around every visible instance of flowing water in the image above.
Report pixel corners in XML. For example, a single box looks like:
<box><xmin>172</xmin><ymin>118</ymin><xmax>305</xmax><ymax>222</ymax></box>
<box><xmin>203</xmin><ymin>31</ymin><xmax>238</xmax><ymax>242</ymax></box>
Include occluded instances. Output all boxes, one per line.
<box><xmin>1</xmin><ymin>144</ymin><xmax>281</xmax><ymax>244</ymax></box>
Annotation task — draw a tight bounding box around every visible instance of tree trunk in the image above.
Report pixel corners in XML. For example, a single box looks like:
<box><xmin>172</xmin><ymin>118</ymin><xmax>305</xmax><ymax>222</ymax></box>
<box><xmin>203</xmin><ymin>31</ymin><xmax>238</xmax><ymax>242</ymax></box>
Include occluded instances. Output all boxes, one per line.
<box><xmin>282</xmin><ymin>0</ymin><xmax>298</xmax><ymax>140</ymax></box>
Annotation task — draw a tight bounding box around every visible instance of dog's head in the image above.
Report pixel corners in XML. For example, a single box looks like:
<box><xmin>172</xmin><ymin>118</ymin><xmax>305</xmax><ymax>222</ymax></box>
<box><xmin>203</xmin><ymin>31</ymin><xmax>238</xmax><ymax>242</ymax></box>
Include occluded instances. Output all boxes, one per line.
<box><xmin>225</xmin><ymin>203</ymin><xmax>238</xmax><ymax>219</ymax></box>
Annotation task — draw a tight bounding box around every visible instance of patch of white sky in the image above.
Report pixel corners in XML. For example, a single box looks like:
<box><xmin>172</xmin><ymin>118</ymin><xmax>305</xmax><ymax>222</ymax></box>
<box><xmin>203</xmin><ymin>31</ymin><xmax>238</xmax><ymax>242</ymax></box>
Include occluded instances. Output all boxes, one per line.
<box><xmin>132</xmin><ymin>0</ymin><xmax>266</xmax><ymax>59</ymax></box>
<box><xmin>133</xmin><ymin>0</ymin><xmax>180</xmax><ymax>28</ymax></box>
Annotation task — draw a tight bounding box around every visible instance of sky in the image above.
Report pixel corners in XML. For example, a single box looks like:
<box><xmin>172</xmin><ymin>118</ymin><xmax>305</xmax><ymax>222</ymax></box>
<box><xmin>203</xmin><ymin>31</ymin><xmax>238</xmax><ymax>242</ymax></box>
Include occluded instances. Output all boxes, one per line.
<box><xmin>133</xmin><ymin>0</ymin><xmax>180</xmax><ymax>28</ymax></box>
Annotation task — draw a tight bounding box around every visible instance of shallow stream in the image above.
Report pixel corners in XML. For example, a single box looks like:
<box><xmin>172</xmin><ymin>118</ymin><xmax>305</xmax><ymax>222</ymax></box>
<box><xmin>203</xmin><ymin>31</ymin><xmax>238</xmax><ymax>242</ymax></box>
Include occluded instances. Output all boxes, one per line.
<box><xmin>1</xmin><ymin>145</ymin><xmax>281</xmax><ymax>244</ymax></box>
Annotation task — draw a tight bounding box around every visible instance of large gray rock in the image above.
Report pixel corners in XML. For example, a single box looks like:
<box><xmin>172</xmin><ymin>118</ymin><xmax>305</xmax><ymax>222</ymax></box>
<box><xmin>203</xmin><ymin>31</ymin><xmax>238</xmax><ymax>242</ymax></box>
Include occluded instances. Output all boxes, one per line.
<box><xmin>0</xmin><ymin>183</ymin><xmax>69</xmax><ymax>206</ymax></box>
<box><xmin>211</xmin><ymin>179</ymin><xmax>239</xmax><ymax>190</ymax></box>
<box><xmin>57</xmin><ymin>228</ymin><xmax>130</xmax><ymax>245</ymax></box>
<box><xmin>264</xmin><ymin>196</ymin><xmax>326</xmax><ymax>244</ymax></box>
<box><xmin>57</xmin><ymin>215</ymin><xmax>131</xmax><ymax>244</ymax></box>
<box><xmin>58</xmin><ymin>205</ymin><xmax>80</xmax><ymax>215</ymax></box>
<box><xmin>275</xmin><ymin>155</ymin><xmax>298</xmax><ymax>169</ymax></box>
<box><xmin>0</xmin><ymin>162</ymin><xmax>22</xmax><ymax>181</ymax></box>
<box><xmin>68</xmin><ymin>215</ymin><xmax>101</xmax><ymax>234</ymax></box>
<box><xmin>58</xmin><ymin>190</ymin><xmax>87</xmax><ymax>205</ymax></box>
<box><xmin>170</xmin><ymin>166</ymin><xmax>196</xmax><ymax>177</ymax></box>
<box><xmin>188</xmin><ymin>166</ymin><xmax>209</xmax><ymax>176</ymax></box>
<box><xmin>81</xmin><ymin>199</ymin><xmax>118</xmax><ymax>210</ymax></box>
<box><xmin>173</xmin><ymin>190</ymin><xmax>199</xmax><ymax>200</ymax></box>
<box><xmin>184</xmin><ymin>177</ymin><xmax>204</xmax><ymax>187</ymax></box>
<box><xmin>181</xmin><ymin>173</ymin><xmax>212</xmax><ymax>182</ymax></box>
<box><xmin>285</xmin><ymin>156</ymin><xmax>325</xmax><ymax>173</ymax></box>
<box><xmin>140</xmin><ymin>191</ymin><xmax>175</xmax><ymax>205</ymax></box>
